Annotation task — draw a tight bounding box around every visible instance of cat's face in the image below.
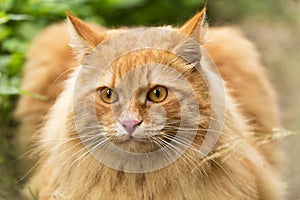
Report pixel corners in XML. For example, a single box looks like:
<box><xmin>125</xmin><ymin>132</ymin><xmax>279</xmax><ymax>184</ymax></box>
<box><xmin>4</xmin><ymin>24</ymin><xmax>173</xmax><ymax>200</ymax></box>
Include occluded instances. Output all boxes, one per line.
<box><xmin>66</xmin><ymin>9</ymin><xmax>219</xmax><ymax>172</ymax></box>
<box><xmin>92</xmin><ymin>50</ymin><xmax>207</xmax><ymax>153</ymax></box>
<box><xmin>72</xmin><ymin>43</ymin><xmax>211</xmax><ymax>153</ymax></box>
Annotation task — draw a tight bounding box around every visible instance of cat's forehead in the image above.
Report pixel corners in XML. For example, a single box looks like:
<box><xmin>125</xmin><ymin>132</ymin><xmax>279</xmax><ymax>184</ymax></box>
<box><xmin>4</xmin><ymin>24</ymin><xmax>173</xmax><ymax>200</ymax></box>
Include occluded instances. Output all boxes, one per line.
<box><xmin>99</xmin><ymin>55</ymin><xmax>181</xmax><ymax>90</ymax></box>
<box><xmin>82</xmin><ymin>27</ymin><xmax>201</xmax><ymax>92</ymax></box>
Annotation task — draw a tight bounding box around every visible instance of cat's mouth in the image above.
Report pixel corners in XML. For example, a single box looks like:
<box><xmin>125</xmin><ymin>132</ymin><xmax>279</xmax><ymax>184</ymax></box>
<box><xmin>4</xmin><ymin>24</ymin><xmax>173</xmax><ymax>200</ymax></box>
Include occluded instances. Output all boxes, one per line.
<box><xmin>111</xmin><ymin>134</ymin><xmax>163</xmax><ymax>152</ymax></box>
<box><xmin>114</xmin><ymin>135</ymin><xmax>147</xmax><ymax>145</ymax></box>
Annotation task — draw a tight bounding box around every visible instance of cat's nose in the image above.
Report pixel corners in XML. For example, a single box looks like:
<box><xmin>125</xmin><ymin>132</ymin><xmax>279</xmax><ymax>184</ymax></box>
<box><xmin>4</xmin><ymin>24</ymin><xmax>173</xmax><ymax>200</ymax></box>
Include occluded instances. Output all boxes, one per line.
<box><xmin>121</xmin><ymin>120</ymin><xmax>141</xmax><ymax>135</ymax></box>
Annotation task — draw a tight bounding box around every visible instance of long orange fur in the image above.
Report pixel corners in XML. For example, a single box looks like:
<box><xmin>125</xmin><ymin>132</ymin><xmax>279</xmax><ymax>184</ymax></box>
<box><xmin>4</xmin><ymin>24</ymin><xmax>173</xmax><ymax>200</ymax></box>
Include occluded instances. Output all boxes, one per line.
<box><xmin>15</xmin><ymin>8</ymin><xmax>285</xmax><ymax>199</ymax></box>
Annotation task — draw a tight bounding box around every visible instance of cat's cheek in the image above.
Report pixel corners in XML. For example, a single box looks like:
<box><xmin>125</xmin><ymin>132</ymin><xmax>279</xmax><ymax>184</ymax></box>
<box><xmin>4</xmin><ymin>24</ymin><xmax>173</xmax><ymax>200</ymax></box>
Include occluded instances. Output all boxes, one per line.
<box><xmin>148</xmin><ymin>104</ymin><xmax>167</xmax><ymax>128</ymax></box>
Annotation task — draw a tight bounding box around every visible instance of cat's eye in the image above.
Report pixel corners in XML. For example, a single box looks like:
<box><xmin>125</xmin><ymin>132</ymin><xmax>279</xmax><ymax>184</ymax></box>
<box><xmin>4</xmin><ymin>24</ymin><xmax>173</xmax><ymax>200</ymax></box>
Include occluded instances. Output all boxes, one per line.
<box><xmin>147</xmin><ymin>85</ymin><xmax>168</xmax><ymax>103</ymax></box>
<box><xmin>98</xmin><ymin>87</ymin><xmax>118</xmax><ymax>104</ymax></box>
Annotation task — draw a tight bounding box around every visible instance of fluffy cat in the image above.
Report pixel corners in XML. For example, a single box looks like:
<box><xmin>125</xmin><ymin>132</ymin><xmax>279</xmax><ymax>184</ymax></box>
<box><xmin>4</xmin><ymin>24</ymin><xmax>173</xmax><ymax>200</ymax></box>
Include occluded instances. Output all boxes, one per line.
<box><xmin>15</xmin><ymin>8</ymin><xmax>285</xmax><ymax>199</ymax></box>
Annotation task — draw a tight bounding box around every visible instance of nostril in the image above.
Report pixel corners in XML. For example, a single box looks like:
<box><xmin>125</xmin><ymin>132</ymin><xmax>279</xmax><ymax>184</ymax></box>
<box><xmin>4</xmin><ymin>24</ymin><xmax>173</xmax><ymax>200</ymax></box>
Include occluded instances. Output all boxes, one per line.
<box><xmin>121</xmin><ymin>120</ymin><xmax>140</xmax><ymax>127</ymax></box>
<box><xmin>121</xmin><ymin>120</ymin><xmax>141</xmax><ymax>135</ymax></box>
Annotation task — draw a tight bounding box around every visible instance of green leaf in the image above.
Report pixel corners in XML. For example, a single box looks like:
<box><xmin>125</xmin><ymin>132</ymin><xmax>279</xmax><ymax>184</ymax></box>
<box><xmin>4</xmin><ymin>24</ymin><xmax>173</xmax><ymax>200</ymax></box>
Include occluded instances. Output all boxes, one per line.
<box><xmin>8</xmin><ymin>14</ymin><xmax>33</xmax><ymax>21</ymax></box>
<box><xmin>0</xmin><ymin>0</ymin><xmax>15</xmax><ymax>11</ymax></box>
<box><xmin>0</xmin><ymin>12</ymin><xmax>34</xmax><ymax>24</ymax></box>
<box><xmin>2</xmin><ymin>38</ymin><xmax>28</xmax><ymax>53</ymax></box>
<box><xmin>0</xmin><ymin>55</ymin><xmax>11</xmax><ymax>71</ymax></box>
<box><xmin>0</xmin><ymin>73</ymin><xmax>20</xmax><ymax>95</ymax></box>
<box><xmin>7</xmin><ymin>53</ymin><xmax>24</xmax><ymax>75</ymax></box>
<box><xmin>0</xmin><ymin>25</ymin><xmax>12</xmax><ymax>41</ymax></box>
<box><xmin>0</xmin><ymin>85</ymin><xmax>20</xmax><ymax>95</ymax></box>
<box><xmin>0</xmin><ymin>11</ymin><xmax>10</xmax><ymax>24</ymax></box>
<box><xmin>0</xmin><ymin>54</ymin><xmax>24</xmax><ymax>76</ymax></box>
<box><xmin>18</xmin><ymin>22</ymin><xmax>43</xmax><ymax>40</ymax></box>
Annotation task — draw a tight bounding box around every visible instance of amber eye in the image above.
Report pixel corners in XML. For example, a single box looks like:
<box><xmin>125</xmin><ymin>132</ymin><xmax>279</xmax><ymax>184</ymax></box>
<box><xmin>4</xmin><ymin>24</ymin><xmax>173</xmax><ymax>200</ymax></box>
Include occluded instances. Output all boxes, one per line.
<box><xmin>147</xmin><ymin>85</ymin><xmax>168</xmax><ymax>103</ymax></box>
<box><xmin>98</xmin><ymin>87</ymin><xmax>118</xmax><ymax>104</ymax></box>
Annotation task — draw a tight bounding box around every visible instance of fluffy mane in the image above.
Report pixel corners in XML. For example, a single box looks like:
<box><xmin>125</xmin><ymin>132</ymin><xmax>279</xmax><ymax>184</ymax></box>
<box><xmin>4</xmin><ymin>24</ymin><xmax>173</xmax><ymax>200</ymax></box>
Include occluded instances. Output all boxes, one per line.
<box><xmin>15</xmin><ymin>8</ymin><xmax>285</xmax><ymax>200</ymax></box>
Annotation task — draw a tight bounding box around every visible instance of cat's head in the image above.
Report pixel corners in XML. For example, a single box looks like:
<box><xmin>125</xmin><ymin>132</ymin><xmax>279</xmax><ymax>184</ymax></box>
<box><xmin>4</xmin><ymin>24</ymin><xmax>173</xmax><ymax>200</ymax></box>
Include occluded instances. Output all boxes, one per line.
<box><xmin>63</xmin><ymin>8</ymin><xmax>224</xmax><ymax>172</ymax></box>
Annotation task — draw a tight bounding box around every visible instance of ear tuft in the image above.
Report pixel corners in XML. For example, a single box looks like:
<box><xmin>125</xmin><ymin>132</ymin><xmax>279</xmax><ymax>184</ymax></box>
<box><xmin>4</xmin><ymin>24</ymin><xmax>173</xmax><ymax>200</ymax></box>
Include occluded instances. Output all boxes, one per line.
<box><xmin>66</xmin><ymin>11</ymin><xmax>104</xmax><ymax>61</ymax></box>
<box><xmin>179</xmin><ymin>7</ymin><xmax>207</xmax><ymax>43</ymax></box>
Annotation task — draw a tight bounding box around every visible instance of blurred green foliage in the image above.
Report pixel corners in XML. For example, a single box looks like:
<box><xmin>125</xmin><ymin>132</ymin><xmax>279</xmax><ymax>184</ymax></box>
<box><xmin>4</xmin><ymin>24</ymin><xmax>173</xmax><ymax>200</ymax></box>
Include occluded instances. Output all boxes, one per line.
<box><xmin>0</xmin><ymin>0</ymin><xmax>297</xmax><ymax>199</ymax></box>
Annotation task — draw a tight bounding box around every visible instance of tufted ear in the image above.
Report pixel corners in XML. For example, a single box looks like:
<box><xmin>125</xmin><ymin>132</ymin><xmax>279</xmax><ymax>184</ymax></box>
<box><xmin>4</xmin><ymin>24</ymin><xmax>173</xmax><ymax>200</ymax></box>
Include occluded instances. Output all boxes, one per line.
<box><xmin>179</xmin><ymin>7</ymin><xmax>207</xmax><ymax>44</ymax></box>
<box><xmin>173</xmin><ymin>8</ymin><xmax>207</xmax><ymax>69</ymax></box>
<box><xmin>66</xmin><ymin>12</ymin><xmax>104</xmax><ymax>61</ymax></box>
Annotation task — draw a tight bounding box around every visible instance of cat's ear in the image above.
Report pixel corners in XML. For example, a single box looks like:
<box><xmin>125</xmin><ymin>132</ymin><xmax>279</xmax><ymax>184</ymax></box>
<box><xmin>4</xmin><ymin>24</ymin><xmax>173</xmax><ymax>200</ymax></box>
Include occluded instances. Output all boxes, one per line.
<box><xmin>66</xmin><ymin>12</ymin><xmax>104</xmax><ymax>61</ymax></box>
<box><xmin>173</xmin><ymin>8</ymin><xmax>207</xmax><ymax>68</ymax></box>
<box><xmin>179</xmin><ymin>7</ymin><xmax>207</xmax><ymax>43</ymax></box>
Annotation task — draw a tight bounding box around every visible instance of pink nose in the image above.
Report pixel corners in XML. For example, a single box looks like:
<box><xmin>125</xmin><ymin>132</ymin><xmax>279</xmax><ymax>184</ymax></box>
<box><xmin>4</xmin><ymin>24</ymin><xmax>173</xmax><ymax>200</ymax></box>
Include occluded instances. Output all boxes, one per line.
<box><xmin>121</xmin><ymin>120</ymin><xmax>141</xmax><ymax>135</ymax></box>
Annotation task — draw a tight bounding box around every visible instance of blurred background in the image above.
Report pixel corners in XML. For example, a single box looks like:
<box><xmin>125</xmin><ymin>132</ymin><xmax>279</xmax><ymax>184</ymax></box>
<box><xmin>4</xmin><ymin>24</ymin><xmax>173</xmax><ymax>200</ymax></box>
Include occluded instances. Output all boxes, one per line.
<box><xmin>0</xmin><ymin>0</ymin><xmax>299</xmax><ymax>199</ymax></box>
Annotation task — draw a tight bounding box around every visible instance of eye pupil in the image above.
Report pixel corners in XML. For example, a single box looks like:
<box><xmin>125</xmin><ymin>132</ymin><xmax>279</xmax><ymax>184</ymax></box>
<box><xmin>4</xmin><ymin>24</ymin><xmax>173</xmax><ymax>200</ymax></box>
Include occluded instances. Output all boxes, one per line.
<box><xmin>153</xmin><ymin>89</ymin><xmax>160</xmax><ymax>97</ymax></box>
<box><xmin>106</xmin><ymin>89</ymin><xmax>111</xmax><ymax>98</ymax></box>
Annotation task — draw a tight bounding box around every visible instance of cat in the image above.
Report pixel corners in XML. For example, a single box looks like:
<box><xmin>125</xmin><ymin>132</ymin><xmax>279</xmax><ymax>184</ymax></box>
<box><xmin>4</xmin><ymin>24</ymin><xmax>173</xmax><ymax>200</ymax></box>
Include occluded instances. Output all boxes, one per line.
<box><xmin>14</xmin><ymin>8</ymin><xmax>285</xmax><ymax>199</ymax></box>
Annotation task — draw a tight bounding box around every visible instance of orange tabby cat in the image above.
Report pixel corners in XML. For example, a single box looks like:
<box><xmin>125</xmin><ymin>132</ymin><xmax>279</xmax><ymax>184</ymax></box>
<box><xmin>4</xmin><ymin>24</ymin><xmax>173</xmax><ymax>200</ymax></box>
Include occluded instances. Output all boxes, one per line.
<box><xmin>15</xmin><ymin>8</ymin><xmax>285</xmax><ymax>199</ymax></box>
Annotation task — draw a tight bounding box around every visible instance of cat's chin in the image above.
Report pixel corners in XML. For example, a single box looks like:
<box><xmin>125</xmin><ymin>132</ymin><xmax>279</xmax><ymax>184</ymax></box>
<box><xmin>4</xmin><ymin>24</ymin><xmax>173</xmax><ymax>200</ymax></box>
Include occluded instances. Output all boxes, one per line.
<box><xmin>112</xmin><ymin>135</ymin><xmax>161</xmax><ymax>153</ymax></box>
